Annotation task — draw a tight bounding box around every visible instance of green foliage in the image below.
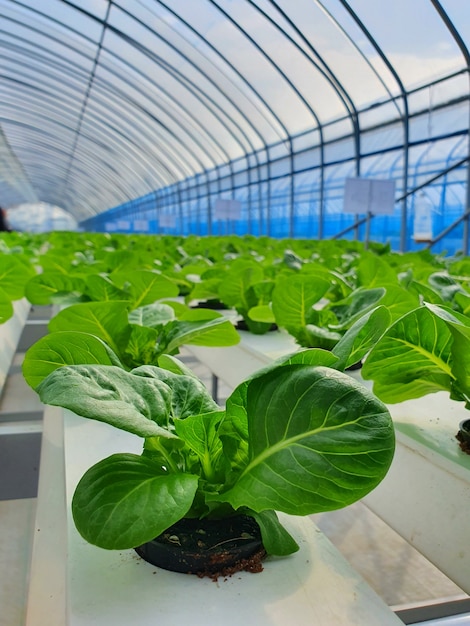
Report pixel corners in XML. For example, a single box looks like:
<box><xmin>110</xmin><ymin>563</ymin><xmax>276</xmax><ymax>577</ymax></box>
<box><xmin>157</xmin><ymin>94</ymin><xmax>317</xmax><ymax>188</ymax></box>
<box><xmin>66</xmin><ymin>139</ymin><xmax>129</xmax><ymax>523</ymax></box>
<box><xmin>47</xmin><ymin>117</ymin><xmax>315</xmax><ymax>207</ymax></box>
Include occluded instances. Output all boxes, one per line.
<box><xmin>362</xmin><ymin>303</ymin><xmax>470</xmax><ymax>406</ymax></box>
<box><xmin>23</xmin><ymin>300</ymin><xmax>240</xmax><ymax>387</ymax></box>
<box><xmin>35</xmin><ymin>354</ymin><xmax>395</xmax><ymax>556</ymax></box>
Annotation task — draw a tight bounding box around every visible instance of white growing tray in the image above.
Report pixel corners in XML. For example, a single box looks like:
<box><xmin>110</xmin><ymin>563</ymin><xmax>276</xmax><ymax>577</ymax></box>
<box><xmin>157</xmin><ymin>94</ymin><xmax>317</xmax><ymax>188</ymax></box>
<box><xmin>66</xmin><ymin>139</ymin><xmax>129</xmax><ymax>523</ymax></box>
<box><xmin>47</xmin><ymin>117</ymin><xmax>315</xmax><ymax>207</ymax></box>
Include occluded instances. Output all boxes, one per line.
<box><xmin>0</xmin><ymin>298</ymin><xmax>30</xmax><ymax>396</ymax></box>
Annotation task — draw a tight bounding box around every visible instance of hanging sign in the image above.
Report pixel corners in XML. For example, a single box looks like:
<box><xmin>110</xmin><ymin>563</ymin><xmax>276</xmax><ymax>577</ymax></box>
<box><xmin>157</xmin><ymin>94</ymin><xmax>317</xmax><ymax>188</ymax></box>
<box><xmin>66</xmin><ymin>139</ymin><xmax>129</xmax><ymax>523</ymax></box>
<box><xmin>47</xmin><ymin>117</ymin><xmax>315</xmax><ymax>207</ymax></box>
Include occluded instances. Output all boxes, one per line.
<box><xmin>413</xmin><ymin>194</ymin><xmax>433</xmax><ymax>242</ymax></box>
<box><xmin>344</xmin><ymin>178</ymin><xmax>396</xmax><ymax>215</ymax></box>
<box><xmin>158</xmin><ymin>214</ymin><xmax>176</xmax><ymax>228</ymax></box>
<box><xmin>214</xmin><ymin>198</ymin><xmax>241</xmax><ymax>220</ymax></box>
<box><xmin>133</xmin><ymin>220</ymin><xmax>149</xmax><ymax>232</ymax></box>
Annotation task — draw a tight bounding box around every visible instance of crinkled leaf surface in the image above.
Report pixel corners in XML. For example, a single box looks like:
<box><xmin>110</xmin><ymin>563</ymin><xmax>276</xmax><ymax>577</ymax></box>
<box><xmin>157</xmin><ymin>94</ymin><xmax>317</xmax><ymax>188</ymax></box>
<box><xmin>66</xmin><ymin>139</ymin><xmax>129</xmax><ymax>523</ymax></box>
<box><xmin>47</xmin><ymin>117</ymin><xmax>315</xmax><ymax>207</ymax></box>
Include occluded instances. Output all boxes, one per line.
<box><xmin>124</xmin><ymin>324</ymin><xmax>159</xmax><ymax>367</ymax></box>
<box><xmin>132</xmin><ymin>365</ymin><xmax>219</xmax><ymax>419</ymax></box>
<box><xmin>362</xmin><ymin>305</ymin><xmax>454</xmax><ymax>403</ymax></box>
<box><xmin>22</xmin><ymin>330</ymin><xmax>123</xmax><ymax>389</ymax></box>
<box><xmin>36</xmin><ymin>365</ymin><xmax>174</xmax><ymax>438</ymax></box>
<box><xmin>72</xmin><ymin>453</ymin><xmax>198</xmax><ymax>549</ymax></box>
<box><xmin>221</xmin><ymin>365</ymin><xmax>394</xmax><ymax>515</ymax></box>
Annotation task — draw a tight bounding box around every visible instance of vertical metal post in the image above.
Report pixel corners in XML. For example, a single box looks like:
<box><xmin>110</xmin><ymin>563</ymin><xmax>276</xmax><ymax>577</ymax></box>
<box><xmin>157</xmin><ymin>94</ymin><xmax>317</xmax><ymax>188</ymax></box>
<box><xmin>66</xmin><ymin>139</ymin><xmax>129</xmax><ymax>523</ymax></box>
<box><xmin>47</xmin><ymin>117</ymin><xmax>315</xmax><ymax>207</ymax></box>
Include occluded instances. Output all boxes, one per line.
<box><xmin>211</xmin><ymin>374</ymin><xmax>218</xmax><ymax>403</ymax></box>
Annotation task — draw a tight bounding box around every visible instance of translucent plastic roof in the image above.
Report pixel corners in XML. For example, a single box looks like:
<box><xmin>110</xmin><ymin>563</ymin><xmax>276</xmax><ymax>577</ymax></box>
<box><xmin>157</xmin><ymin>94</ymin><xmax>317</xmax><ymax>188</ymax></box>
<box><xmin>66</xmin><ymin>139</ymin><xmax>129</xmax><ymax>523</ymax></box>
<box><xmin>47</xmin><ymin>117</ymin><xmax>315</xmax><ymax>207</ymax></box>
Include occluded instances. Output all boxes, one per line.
<box><xmin>1</xmin><ymin>1</ymin><xmax>470</xmax><ymax>224</ymax></box>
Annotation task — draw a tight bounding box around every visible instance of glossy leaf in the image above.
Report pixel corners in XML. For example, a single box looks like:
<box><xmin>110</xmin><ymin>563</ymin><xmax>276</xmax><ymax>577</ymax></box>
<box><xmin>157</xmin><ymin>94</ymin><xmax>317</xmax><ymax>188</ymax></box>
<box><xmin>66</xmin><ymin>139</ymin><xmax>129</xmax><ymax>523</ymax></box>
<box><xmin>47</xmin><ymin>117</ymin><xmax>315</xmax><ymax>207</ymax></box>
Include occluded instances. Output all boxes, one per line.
<box><xmin>128</xmin><ymin>302</ymin><xmax>175</xmax><ymax>328</ymax></box>
<box><xmin>329</xmin><ymin>287</ymin><xmax>385</xmax><ymax>330</ymax></box>
<box><xmin>0</xmin><ymin>255</ymin><xmax>36</xmax><ymax>300</ymax></box>
<box><xmin>111</xmin><ymin>270</ymin><xmax>179</xmax><ymax>309</ymax></box>
<box><xmin>0</xmin><ymin>287</ymin><xmax>13</xmax><ymax>324</ymax></box>
<box><xmin>85</xmin><ymin>274</ymin><xmax>129</xmax><ymax>302</ymax></box>
<box><xmin>25</xmin><ymin>273</ymin><xmax>85</xmax><ymax>305</ymax></box>
<box><xmin>163</xmin><ymin>311</ymin><xmax>240</xmax><ymax>354</ymax></box>
<box><xmin>22</xmin><ymin>330</ymin><xmax>123</xmax><ymax>389</ymax></box>
<box><xmin>332</xmin><ymin>305</ymin><xmax>392</xmax><ymax>371</ymax></box>
<box><xmin>362</xmin><ymin>306</ymin><xmax>454</xmax><ymax>403</ymax></box>
<box><xmin>48</xmin><ymin>300</ymin><xmax>131</xmax><ymax>356</ymax></box>
<box><xmin>221</xmin><ymin>365</ymin><xmax>394</xmax><ymax>515</ymax></box>
<box><xmin>272</xmin><ymin>274</ymin><xmax>331</xmax><ymax>332</ymax></box>
<box><xmin>72</xmin><ymin>453</ymin><xmax>198</xmax><ymax>549</ymax></box>
<box><xmin>250</xmin><ymin>510</ymin><xmax>299</xmax><ymax>556</ymax></box>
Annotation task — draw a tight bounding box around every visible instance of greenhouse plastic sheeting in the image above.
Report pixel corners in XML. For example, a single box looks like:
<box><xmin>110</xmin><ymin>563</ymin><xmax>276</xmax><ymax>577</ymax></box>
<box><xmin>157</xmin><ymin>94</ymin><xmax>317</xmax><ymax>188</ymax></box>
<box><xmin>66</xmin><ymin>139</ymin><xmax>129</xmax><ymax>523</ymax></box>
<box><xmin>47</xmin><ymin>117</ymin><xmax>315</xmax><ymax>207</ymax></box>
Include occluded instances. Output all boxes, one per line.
<box><xmin>1</xmin><ymin>1</ymin><xmax>470</xmax><ymax>253</ymax></box>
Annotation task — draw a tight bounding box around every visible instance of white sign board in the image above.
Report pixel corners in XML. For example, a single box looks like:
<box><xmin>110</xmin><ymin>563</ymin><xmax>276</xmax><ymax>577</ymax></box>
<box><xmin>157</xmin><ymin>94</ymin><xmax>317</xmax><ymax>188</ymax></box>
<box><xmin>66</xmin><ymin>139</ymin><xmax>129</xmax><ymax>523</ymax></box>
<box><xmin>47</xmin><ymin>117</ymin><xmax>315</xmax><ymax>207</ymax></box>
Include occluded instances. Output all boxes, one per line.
<box><xmin>413</xmin><ymin>194</ymin><xmax>433</xmax><ymax>242</ymax></box>
<box><xmin>158</xmin><ymin>214</ymin><xmax>176</xmax><ymax>228</ymax></box>
<box><xmin>133</xmin><ymin>220</ymin><xmax>149</xmax><ymax>232</ymax></box>
<box><xmin>116</xmin><ymin>220</ymin><xmax>131</xmax><ymax>231</ymax></box>
<box><xmin>344</xmin><ymin>178</ymin><xmax>396</xmax><ymax>216</ymax></box>
<box><xmin>214</xmin><ymin>198</ymin><xmax>241</xmax><ymax>220</ymax></box>
<box><xmin>104</xmin><ymin>222</ymin><xmax>116</xmax><ymax>232</ymax></box>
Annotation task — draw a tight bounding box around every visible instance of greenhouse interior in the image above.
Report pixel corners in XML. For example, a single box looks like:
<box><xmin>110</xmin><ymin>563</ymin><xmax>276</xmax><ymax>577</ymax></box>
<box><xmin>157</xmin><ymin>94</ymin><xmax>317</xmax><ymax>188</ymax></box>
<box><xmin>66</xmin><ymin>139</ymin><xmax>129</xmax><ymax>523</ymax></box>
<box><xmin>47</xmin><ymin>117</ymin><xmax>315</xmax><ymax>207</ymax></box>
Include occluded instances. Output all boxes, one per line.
<box><xmin>2</xmin><ymin>1</ymin><xmax>470</xmax><ymax>625</ymax></box>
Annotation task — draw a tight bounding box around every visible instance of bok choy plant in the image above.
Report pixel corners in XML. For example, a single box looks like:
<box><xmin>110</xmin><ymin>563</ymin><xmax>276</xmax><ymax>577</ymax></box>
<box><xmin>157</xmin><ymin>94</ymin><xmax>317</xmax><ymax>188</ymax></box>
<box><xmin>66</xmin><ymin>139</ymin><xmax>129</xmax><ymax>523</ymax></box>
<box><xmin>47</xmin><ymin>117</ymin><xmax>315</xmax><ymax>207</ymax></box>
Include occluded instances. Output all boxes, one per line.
<box><xmin>31</xmin><ymin>346</ymin><xmax>395</xmax><ymax>558</ymax></box>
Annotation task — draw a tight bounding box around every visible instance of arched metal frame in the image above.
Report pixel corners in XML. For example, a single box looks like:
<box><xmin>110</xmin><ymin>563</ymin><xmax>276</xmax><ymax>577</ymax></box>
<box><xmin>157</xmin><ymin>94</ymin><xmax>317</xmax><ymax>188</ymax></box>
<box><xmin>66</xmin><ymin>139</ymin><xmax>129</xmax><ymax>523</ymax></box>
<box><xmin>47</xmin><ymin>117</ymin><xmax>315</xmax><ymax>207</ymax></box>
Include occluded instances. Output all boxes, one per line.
<box><xmin>1</xmin><ymin>0</ymin><xmax>470</xmax><ymax>254</ymax></box>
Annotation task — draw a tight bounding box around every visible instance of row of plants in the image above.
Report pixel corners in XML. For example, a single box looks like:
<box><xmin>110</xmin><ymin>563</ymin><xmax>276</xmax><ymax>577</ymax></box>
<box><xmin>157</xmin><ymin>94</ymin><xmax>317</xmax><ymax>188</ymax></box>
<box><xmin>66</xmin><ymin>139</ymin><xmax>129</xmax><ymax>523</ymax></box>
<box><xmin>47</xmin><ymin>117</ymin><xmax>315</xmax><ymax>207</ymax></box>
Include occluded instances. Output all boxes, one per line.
<box><xmin>3</xmin><ymin>230</ymin><xmax>470</xmax><ymax>412</ymax></box>
<box><xmin>3</xmin><ymin>228</ymin><xmax>470</xmax><ymax>425</ymax></box>
<box><xmin>2</xmin><ymin>229</ymin><xmax>470</xmax><ymax>575</ymax></box>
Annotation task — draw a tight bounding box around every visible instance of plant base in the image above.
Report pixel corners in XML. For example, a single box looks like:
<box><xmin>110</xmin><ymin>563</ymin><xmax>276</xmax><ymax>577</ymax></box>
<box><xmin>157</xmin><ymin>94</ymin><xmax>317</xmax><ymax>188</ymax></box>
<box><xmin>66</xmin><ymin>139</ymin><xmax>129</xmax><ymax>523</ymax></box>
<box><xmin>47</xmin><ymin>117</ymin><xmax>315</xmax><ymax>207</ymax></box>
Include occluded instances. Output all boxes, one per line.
<box><xmin>135</xmin><ymin>515</ymin><xmax>266</xmax><ymax>579</ymax></box>
<box><xmin>456</xmin><ymin>419</ymin><xmax>470</xmax><ymax>455</ymax></box>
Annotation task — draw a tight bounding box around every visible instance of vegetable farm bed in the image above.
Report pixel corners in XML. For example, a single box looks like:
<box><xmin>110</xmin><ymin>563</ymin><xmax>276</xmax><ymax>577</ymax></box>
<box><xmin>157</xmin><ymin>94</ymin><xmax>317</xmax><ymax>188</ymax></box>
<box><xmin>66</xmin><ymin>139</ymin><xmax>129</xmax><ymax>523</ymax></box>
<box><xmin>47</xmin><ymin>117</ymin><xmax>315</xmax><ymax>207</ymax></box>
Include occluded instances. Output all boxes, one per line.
<box><xmin>25</xmin><ymin>405</ymin><xmax>402</xmax><ymax>626</ymax></box>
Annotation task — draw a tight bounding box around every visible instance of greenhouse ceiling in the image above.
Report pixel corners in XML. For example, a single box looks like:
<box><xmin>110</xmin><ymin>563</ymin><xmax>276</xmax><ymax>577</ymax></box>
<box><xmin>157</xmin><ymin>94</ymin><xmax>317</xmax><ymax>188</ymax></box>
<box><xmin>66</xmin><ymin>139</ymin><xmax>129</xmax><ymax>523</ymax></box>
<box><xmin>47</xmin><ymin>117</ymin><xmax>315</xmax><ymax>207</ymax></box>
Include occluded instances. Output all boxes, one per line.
<box><xmin>1</xmin><ymin>0</ymin><xmax>470</xmax><ymax>231</ymax></box>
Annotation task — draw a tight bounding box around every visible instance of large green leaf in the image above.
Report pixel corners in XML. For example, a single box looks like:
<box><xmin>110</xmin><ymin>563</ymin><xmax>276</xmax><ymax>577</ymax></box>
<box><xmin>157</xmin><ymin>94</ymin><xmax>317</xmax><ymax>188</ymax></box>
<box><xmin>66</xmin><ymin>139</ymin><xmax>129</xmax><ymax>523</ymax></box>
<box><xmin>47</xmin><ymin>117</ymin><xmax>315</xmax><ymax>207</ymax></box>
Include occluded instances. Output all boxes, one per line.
<box><xmin>329</xmin><ymin>287</ymin><xmax>385</xmax><ymax>330</ymax></box>
<box><xmin>221</xmin><ymin>350</ymin><xmax>344</xmax><ymax>468</ymax></box>
<box><xmin>84</xmin><ymin>274</ymin><xmax>129</xmax><ymax>302</ymax></box>
<box><xmin>271</xmin><ymin>274</ymin><xmax>331</xmax><ymax>331</ymax></box>
<box><xmin>162</xmin><ymin>310</ymin><xmax>240</xmax><ymax>353</ymax></box>
<box><xmin>48</xmin><ymin>300</ymin><xmax>131</xmax><ymax>356</ymax></box>
<box><xmin>221</xmin><ymin>365</ymin><xmax>394</xmax><ymax>515</ymax></box>
<box><xmin>128</xmin><ymin>302</ymin><xmax>175</xmax><ymax>328</ymax></box>
<box><xmin>0</xmin><ymin>287</ymin><xmax>13</xmax><ymax>324</ymax></box>
<box><xmin>22</xmin><ymin>330</ymin><xmax>123</xmax><ymax>389</ymax></box>
<box><xmin>72</xmin><ymin>453</ymin><xmax>198</xmax><ymax>549</ymax></box>
<box><xmin>36</xmin><ymin>365</ymin><xmax>175</xmax><ymax>438</ymax></box>
<box><xmin>25</xmin><ymin>273</ymin><xmax>86</xmax><ymax>304</ymax></box>
<box><xmin>424</xmin><ymin>303</ymin><xmax>470</xmax><ymax>403</ymax></box>
<box><xmin>0</xmin><ymin>255</ymin><xmax>36</xmax><ymax>300</ymax></box>
<box><xmin>356</xmin><ymin>254</ymin><xmax>398</xmax><ymax>287</ymax></box>
<box><xmin>332</xmin><ymin>305</ymin><xmax>392</xmax><ymax>371</ymax></box>
<box><xmin>362</xmin><ymin>306</ymin><xmax>454</xmax><ymax>403</ymax></box>
<box><xmin>217</xmin><ymin>261</ymin><xmax>264</xmax><ymax>309</ymax></box>
<box><xmin>378</xmin><ymin>284</ymin><xmax>420</xmax><ymax>321</ymax></box>
<box><xmin>110</xmin><ymin>270</ymin><xmax>179</xmax><ymax>309</ymax></box>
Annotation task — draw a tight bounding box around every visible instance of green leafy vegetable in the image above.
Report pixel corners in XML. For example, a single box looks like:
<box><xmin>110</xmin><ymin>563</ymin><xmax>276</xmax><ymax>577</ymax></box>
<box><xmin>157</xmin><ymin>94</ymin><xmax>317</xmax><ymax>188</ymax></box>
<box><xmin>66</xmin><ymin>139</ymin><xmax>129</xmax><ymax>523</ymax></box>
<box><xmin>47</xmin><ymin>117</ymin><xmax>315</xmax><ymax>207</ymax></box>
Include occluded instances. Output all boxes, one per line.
<box><xmin>35</xmin><ymin>354</ymin><xmax>395</xmax><ymax>557</ymax></box>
